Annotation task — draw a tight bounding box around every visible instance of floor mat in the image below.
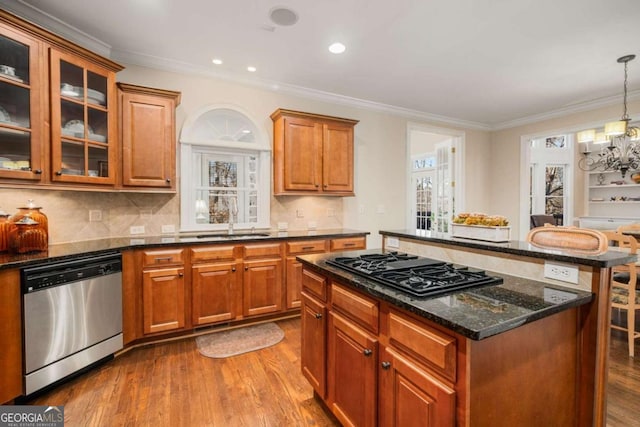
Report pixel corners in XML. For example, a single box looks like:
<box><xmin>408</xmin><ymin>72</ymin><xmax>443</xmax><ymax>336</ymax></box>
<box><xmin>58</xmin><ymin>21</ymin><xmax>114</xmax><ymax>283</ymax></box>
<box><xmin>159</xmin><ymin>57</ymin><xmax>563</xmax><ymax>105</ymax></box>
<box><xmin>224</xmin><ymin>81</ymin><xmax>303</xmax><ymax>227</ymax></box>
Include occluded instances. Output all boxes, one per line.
<box><xmin>195</xmin><ymin>322</ymin><xmax>285</xmax><ymax>358</ymax></box>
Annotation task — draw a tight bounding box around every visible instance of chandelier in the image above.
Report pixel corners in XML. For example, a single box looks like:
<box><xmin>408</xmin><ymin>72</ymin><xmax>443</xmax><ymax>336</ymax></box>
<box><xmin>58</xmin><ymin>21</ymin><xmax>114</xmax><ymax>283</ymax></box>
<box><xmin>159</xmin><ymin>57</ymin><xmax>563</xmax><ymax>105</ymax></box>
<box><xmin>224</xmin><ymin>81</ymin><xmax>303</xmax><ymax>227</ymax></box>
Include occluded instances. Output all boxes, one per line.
<box><xmin>577</xmin><ymin>54</ymin><xmax>640</xmax><ymax>178</ymax></box>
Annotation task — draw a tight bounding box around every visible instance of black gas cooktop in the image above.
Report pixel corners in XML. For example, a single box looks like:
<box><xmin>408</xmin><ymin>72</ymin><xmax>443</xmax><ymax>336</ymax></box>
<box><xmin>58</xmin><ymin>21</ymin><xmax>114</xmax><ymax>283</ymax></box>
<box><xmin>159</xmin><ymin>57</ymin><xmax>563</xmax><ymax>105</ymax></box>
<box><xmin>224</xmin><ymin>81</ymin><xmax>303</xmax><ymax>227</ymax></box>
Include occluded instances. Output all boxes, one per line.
<box><xmin>326</xmin><ymin>252</ymin><xmax>503</xmax><ymax>298</ymax></box>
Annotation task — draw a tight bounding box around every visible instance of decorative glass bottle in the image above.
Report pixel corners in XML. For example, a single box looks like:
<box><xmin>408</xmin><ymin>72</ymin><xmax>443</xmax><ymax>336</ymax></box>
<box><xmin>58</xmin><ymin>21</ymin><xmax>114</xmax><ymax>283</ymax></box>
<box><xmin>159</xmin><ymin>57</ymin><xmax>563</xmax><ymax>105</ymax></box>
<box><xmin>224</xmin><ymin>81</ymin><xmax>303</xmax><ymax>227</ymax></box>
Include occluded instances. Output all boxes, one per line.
<box><xmin>8</xmin><ymin>199</ymin><xmax>49</xmax><ymax>253</ymax></box>
<box><xmin>0</xmin><ymin>207</ymin><xmax>9</xmax><ymax>253</ymax></box>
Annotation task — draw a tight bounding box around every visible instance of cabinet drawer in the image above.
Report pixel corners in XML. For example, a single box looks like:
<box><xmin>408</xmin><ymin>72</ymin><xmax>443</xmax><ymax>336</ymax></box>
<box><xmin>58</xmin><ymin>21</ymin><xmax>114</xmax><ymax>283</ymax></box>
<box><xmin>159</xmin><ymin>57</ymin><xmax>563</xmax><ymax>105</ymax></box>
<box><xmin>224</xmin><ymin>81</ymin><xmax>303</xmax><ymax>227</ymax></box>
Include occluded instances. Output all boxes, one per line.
<box><xmin>142</xmin><ymin>249</ymin><xmax>184</xmax><ymax>267</ymax></box>
<box><xmin>287</xmin><ymin>239</ymin><xmax>327</xmax><ymax>254</ymax></box>
<box><xmin>190</xmin><ymin>245</ymin><xmax>237</xmax><ymax>263</ymax></box>
<box><xmin>331</xmin><ymin>283</ymin><xmax>379</xmax><ymax>334</ymax></box>
<box><xmin>243</xmin><ymin>242</ymin><xmax>283</xmax><ymax>259</ymax></box>
<box><xmin>388</xmin><ymin>311</ymin><xmax>457</xmax><ymax>382</ymax></box>
<box><xmin>330</xmin><ymin>236</ymin><xmax>366</xmax><ymax>252</ymax></box>
<box><xmin>302</xmin><ymin>268</ymin><xmax>328</xmax><ymax>302</ymax></box>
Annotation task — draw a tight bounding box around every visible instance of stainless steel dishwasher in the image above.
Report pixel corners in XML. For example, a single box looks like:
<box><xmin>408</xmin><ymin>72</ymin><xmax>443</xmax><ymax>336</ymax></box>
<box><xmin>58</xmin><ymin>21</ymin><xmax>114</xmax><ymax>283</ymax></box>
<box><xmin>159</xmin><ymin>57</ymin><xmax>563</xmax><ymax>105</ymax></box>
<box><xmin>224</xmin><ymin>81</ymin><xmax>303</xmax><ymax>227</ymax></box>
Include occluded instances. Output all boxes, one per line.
<box><xmin>22</xmin><ymin>252</ymin><xmax>123</xmax><ymax>395</ymax></box>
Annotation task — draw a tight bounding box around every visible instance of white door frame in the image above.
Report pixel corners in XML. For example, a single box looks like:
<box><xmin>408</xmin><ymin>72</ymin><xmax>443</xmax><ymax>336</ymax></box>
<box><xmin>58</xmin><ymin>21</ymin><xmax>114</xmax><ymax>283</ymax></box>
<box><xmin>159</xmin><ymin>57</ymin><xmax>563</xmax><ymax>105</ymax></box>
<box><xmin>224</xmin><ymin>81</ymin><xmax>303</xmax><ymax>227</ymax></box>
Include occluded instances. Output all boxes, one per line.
<box><xmin>406</xmin><ymin>123</ymin><xmax>465</xmax><ymax>231</ymax></box>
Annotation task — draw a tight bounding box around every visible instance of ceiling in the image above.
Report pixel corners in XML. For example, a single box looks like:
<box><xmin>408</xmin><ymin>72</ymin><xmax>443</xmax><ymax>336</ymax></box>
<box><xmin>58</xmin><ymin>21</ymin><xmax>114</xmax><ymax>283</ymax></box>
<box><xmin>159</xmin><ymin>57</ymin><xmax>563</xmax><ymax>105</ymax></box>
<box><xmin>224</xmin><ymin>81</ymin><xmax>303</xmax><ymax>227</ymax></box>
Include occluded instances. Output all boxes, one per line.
<box><xmin>6</xmin><ymin>0</ymin><xmax>640</xmax><ymax>129</ymax></box>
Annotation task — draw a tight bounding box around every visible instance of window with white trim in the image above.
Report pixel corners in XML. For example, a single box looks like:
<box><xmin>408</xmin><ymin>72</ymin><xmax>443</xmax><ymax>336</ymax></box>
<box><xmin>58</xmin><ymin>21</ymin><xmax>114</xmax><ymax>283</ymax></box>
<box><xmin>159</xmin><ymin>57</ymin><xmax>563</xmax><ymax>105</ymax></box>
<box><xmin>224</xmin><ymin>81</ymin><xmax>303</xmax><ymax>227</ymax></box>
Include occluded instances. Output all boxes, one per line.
<box><xmin>180</xmin><ymin>106</ymin><xmax>271</xmax><ymax>232</ymax></box>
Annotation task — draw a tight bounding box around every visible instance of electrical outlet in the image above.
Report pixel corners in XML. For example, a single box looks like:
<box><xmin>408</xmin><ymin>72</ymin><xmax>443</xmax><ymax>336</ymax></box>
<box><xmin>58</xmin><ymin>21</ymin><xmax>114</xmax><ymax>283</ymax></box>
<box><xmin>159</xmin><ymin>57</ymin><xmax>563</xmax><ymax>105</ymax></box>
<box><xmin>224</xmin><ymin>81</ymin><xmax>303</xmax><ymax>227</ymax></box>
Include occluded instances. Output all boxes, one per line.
<box><xmin>544</xmin><ymin>261</ymin><xmax>579</xmax><ymax>284</ymax></box>
<box><xmin>161</xmin><ymin>224</ymin><xmax>175</xmax><ymax>234</ymax></box>
<box><xmin>543</xmin><ymin>287</ymin><xmax>578</xmax><ymax>304</ymax></box>
<box><xmin>130</xmin><ymin>225</ymin><xmax>145</xmax><ymax>235</ymax></box>
<box><xmin>377</xmin><ymin>204</ymin><xmax>386</xmax><ymax>214</ymax></box>
<box><xmin>89</xmin><ymin>210</ymin><xmax>102</xmax><ymax>222</ymax></box>
<box><xmin>386</xmin><ymin>237</ymin><xmax>400</xmax><ymax>248</ymax></box>
<box><xmin>358</xmin><ymin>205</ymin><xmax>365</xmax><ymax>215</ymax></box>
<box><xmin>307</xmin><ymin>221</ymin><xmax>317</xmax><ymax>230</ymax></box>
<box><xmin>277</xmin><ymin>222</ymin><xmax>288</xmax><ymax>231</ymax></box>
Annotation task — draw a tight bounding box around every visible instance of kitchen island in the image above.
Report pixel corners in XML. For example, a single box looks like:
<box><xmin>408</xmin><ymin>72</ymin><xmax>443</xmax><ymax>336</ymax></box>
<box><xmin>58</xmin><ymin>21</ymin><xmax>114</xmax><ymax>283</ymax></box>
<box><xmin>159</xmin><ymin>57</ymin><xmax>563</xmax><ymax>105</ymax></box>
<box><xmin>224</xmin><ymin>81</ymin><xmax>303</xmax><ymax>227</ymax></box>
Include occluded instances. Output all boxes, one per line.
<box><xmin>296</xmin><ymin>230</ymin><xmax>635</xmax><ymax>427</ymax></box>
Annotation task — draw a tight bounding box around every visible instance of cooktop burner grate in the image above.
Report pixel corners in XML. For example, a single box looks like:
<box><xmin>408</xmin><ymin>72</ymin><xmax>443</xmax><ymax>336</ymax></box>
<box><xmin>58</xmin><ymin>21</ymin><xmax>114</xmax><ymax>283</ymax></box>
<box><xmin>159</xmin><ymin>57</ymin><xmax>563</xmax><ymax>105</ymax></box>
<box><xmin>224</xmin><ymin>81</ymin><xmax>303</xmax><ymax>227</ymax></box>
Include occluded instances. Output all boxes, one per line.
<box><xmin>327</xmin><ymin>252</ymin><xmax>503</xmax><ymax>298</ymax></box>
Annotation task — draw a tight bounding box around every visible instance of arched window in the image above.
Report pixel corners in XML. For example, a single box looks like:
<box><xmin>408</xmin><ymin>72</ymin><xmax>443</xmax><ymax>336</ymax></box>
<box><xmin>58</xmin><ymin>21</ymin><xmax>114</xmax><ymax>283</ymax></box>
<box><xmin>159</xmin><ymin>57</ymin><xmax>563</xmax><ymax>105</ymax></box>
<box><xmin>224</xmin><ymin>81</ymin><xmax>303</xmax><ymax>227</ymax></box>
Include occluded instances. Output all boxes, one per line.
<box><xmin>179</xmin><ymin>105</ymin><xmax>271</xmax><ymax>232</ymax></box>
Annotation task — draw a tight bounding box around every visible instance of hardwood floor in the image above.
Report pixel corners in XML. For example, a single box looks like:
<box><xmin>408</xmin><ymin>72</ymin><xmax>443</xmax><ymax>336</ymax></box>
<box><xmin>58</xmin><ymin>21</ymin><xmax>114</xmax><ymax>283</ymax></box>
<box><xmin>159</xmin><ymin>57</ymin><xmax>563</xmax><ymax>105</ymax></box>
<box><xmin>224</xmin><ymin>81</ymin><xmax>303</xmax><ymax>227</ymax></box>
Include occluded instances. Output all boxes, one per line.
<box><xmin>26</xmin><ymin>318</ymin><xmax>639</xmax><ymax>426</ymax></box>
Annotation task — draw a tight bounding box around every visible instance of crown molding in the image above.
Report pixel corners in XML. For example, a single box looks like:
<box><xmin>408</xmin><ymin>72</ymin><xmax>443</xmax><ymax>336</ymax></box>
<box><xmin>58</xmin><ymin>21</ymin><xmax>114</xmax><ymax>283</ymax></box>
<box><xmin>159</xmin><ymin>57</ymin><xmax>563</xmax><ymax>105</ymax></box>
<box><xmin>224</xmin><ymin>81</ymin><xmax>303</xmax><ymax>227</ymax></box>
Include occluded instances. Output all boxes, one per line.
<box><xmin>112</xmin><ymin>48</ymin><xmax>492</xmax><ymax>131</ymax></box>
<box><xmin>491</xmin><ymin>90</ymin><xmax>640</xmax><ymax>131</ymax></box>
<box><xmin>3</xmin><ymin>0</ymin><xmax>635</xmax><ymax>133</ymax></box>
<box><xmin>0</xmin><ymin>0</ymin><xmax>112</xmax><ymax>57</ymax></box>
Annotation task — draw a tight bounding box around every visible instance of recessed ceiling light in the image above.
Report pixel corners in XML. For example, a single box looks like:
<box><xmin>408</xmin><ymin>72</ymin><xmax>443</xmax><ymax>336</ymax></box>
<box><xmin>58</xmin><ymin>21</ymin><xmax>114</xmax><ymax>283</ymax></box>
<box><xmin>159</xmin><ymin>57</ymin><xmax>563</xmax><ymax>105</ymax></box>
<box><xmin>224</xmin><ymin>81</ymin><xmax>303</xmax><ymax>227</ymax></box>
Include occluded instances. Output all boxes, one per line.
<box><xmin>269</xmin><ymin>7</ymin><xmax>298</xmax><ymax>26</ymax></box>
<box><xmin>328</xmin><ymin>42</ymin><xmax>346</xmax><ymax>54</ymax></box>
<box><xmin>247</xmin><ymin>66</ymin><xmax>257</xmax><ymax>72</ymax></box>
<box><xmin>212</xmin><ymin>58</ymin><xmax>223</xmax><ymax>65</ymax></box>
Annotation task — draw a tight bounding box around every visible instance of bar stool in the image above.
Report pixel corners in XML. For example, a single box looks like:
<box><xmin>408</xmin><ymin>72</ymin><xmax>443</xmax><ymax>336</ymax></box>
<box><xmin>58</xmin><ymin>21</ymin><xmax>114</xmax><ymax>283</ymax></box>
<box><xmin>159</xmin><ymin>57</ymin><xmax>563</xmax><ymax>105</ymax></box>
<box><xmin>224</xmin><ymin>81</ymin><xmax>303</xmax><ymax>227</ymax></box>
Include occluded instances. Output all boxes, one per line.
<box><xmin>603</xmin><ymin>231</ymin><xmax>640</xmax><ymax>357</ymax></box>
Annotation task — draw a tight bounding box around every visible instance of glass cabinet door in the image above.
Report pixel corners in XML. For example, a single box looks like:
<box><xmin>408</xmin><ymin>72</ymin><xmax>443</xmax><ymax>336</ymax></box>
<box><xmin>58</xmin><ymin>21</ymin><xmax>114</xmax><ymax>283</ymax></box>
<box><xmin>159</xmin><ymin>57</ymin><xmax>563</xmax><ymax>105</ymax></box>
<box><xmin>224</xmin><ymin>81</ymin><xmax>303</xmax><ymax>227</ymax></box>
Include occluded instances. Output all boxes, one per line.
<box><xmin>50</xmin><ymin>49</ymin><xmax>115</xmax><ymax>184</ymax></box>
<box><xmin>0</xmin><ymin>25</ymin><xmax>43</xmax><ymax>180</ymax></box>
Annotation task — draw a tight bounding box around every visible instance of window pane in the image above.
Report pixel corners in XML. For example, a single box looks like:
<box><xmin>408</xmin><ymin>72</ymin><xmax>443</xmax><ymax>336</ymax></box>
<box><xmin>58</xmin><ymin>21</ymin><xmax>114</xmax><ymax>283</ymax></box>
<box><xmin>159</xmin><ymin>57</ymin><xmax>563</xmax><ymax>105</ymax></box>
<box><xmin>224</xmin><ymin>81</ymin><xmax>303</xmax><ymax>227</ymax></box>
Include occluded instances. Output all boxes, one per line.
<box><xmin>545</xmin><ymin>166</ymin><xmax>564</xmax><ymax>219</ymax></box>
<box><xmin>545</xmin><ymin>135</ymin><xmax>566</xmax><ymax>148</ymax></box>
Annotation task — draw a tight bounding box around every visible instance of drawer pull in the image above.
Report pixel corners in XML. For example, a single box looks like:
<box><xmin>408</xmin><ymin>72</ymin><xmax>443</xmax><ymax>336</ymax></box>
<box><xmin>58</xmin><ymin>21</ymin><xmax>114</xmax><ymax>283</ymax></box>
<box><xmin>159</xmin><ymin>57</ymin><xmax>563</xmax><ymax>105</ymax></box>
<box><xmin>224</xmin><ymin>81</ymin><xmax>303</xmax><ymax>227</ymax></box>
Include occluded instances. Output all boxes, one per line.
<box><xmin>381</xmin><ymin>361</ymin><xmax>391</xmax><ymax>370</ymax></box>
<box><xmin>155</xmin><ymin>257</ymin><xmax>173</xmax><ymax>263</ymax></box>
<box><xmin>315</xmin><ymin>313</ymin><xmax>322</xmax><ymax>319</ymax></box>
<box><xmin>343</xmin><ymin>243</ymin><xmax>356</xmax><ymax>247</ymax></box>
<box><xmin>232</xmin><ymin>267</ymin><xmax>236</xmax><ymax>272</ymax></box>
<box><xmin>363</xmin><ymin>348</ymin><xmax>373</xmax><ymax>357</ymax></box>
<box><xmin>245</xmin><ymin>266</ymin><xmax>249</xmax><ymax>271</ymax></box>
<box><xmin>178</xmin><ymin>272</ymin><xmax>184</xmax><ymax>277</ymax></box>
<box><xmin>302</xmin><ymin>246</ymin><xmax>315</xmax><ymax>250</ymax></box>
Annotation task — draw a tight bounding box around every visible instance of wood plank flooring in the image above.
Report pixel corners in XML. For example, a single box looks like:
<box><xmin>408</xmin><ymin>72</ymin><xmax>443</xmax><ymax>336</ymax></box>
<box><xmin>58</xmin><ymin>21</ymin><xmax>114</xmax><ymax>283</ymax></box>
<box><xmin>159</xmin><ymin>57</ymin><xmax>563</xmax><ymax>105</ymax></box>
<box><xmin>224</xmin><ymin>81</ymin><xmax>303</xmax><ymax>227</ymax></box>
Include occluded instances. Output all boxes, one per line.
<box><xmin>26</xmin><ymin>318</ymin><xmax>639</xmax><ymax>426</ymax></box>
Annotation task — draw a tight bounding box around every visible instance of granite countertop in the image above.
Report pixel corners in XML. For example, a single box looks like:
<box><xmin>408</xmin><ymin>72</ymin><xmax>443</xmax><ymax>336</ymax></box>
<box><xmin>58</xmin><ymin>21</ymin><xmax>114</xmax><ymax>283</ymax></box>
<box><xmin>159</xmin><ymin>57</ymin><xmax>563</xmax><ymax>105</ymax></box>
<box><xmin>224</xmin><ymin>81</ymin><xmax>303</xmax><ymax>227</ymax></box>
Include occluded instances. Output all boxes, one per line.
<box><xmin>380</xmin><ymin>229</ymin><xmax>637</xmax><ymax>268</ymax></box>
<box><xmin>297</xmin><ymin>249</ymin><xmax>594</xmax><ymax>341</ymax></box>
<box><xmin>0</xmin><ymin>229</ymin><xmax>369</xmax><ymax>270</ymax></box>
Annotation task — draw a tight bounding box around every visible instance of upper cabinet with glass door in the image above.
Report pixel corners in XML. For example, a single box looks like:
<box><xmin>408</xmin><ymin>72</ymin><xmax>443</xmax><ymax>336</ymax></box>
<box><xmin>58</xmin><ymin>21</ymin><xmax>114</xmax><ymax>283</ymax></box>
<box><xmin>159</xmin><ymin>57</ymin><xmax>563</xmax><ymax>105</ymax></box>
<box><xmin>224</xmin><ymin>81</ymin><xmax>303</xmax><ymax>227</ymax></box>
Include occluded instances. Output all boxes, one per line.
<box><xmin>0</xmin><ymin>9</ymin><xmax>123</xmax><ymax>188</ymax></box>
<box><xmin>0</xmin><ymin>23</ymin><xmax>44</xmax><ymax>181</ymax></box>
<box><xmin>50</xmin><ymin>50</ymin><xmax>116</xmax><ymax>184</ymax></box>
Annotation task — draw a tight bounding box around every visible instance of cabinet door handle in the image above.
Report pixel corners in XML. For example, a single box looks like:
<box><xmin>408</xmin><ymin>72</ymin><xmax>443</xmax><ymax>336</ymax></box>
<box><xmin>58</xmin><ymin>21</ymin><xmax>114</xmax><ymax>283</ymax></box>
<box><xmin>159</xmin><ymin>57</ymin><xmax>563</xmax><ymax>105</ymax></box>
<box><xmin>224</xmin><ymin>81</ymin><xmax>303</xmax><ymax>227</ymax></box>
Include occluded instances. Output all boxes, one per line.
<box><xmin>231</xmin><ymin>267</ymin><xmax>236</xmax><ymax>272</ymax></box>
<box><xmin>323</xmin><ymin>184</ymin><xmax>327</xmax><ymax>188</ymax></box>
<box><xmin>315</xmin><ymin>184</ymin><xmax>319</xmax><ymax>188</ymax></box>
<box><xmin>363</xmin><ymin>349</ymin><xmax>373</xmax><ymax>357</ymax></box>
<box><xmin>315</xmin><ymin>313</ymin><xmax>322</xmax><ymax>319</ymax></box>
<box><xmin>381</xmin><ymin>361</ymin><xmax>391</xmax><ymax>370</ymax></box>
<box><xmin>34</xmin><ymin>169</ymin><xmax>42</xmax><ymax>174</ymax></box>
<box><xmin>166</xmin><ymin>178</ymin><xmax>171</xmax><ymax>183</ymax></box>
<box><xmin>55</xmin><ymin>170</ymin><xmax>63</xmax><ymax>176</ymax></box>
<box><xmin>244</xmin><ymin>266</ymin><xmax>249</xmax><ymax>271</ymax></box>
<box><xmin>178</xmin><ymin>272</ymin><xmax>184</xmax><ymax>277</ymax></box>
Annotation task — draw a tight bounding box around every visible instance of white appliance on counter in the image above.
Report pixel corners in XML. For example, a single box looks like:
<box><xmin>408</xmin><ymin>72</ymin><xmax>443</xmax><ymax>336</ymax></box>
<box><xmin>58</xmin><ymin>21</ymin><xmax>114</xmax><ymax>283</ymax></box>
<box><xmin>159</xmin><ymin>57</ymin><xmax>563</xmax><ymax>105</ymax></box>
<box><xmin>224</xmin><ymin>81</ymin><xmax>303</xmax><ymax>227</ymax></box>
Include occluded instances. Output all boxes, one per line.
<box><xmin>578</xmin><ymin>216</ymin><xmax>640</xmax><ymax>230</ymax></box>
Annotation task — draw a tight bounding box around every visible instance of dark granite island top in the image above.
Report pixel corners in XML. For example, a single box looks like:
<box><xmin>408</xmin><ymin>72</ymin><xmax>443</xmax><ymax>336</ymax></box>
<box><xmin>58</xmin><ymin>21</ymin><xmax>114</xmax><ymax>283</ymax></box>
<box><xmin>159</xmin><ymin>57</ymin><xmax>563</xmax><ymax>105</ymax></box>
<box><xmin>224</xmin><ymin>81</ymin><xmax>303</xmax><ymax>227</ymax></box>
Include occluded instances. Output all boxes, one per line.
<box><xmin>379</xmin><ymin>229</ymin><xmax>636</xmax><ymax>268</ymax></box>
<box><xmin>0</xmin><ymin>229</ymin><xmax>369</xmax><ymax>271</ymax></box>
<box><xmin>296</xmin><ymin>249</ymin><xmax>593</xmax><ymax>340</ymax></box>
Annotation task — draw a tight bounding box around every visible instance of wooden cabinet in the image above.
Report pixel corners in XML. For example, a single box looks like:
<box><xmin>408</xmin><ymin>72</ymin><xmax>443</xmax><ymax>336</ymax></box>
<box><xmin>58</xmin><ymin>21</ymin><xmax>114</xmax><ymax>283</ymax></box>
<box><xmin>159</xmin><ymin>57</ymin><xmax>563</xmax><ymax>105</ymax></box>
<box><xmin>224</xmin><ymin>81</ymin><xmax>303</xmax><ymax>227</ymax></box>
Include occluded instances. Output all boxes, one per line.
<box><xmin>242</xmin><ymin>243</ymin><xmax>283</xmax><ymax>317</ymax></box>
<box><xmin>50</xmin><ymin>49</ymin><xmax>117</xmax><ymax>184</ymax></box>
<box><xmin>0</xmin><ymin>269</ymin><xmax>22</xmax><ymax>404</ymax></box>
<box><xmin>301</xmin><ymin>292</ymin><xmax>327</xmax><ymax>397</ymax></box>
<box><xmin>285</xmin><ymin>239</ymin><xmax>328</xmax><ymax>309</ymax></box>
<box><xmin>328</xmin><ymin>311</ymin><xmax>378</xmax><ymax>427</ymax></box>
<box><xmin>301</xmin><ymin>267</ymin><xmax>456</xmax><ymax>426</ymax></box>
<box><xmin>330</xmin><ymin>236</ymin><xmax>367</xmax><ymax>252</ymax></box>
<box><xmin>191</xmin><ymin>245</ymin><xmax>240</xmax><ymax>326</ymax></box>
<box><xmin>141</xmin><ymin>249</ymin><xmax>186</xmax><ymax>335</ymax></box>
<box><xmin>117</xmin><ymin>83</ymin><xmax>180</xmax><ymax>190</ymax></box>
<box><xmin>379</xmin><ymin>346</ymin><xmax>456</xmax><ymax>427</ymax></box>
<box><xmin>271</xmin><ymin>109</ymin><xmax>358</xmax><ymax>196</ymax></box>
<box><xmin>0</xmin><ymin>10</ymin><xmax>123</xmax><ymax>188</ymax></box>
<box><xmin>0</xmin><ymin>22</ymin><xmax>45</xmax><ymax>182</ymax></box>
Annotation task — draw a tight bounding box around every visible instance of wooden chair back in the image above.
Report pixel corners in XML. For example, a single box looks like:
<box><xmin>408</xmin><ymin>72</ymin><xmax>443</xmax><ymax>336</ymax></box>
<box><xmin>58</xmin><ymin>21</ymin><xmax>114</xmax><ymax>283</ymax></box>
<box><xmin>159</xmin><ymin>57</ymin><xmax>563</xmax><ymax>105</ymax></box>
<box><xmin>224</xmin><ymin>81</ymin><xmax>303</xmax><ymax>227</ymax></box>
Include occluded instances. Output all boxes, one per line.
<box><xmin>603</xmin><ymin>230</ymin><xmax>640</xmax><ymax>357</ymax></box>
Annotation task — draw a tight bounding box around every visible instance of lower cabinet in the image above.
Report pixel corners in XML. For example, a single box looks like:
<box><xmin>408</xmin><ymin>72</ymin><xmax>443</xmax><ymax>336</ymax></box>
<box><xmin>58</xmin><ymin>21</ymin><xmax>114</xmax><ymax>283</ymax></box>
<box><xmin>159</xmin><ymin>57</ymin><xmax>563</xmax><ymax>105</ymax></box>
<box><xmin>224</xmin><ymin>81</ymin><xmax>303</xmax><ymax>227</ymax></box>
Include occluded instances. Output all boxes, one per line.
<box><xmin>142</xmin><ymin>266</ymin><xmax>185</xmax><ymax>334</ymax></box>
<box><xmin>301</xmin><ymin>266</ymin><xmax>457</xmax><ymax>426</ymax></box>
<box><xmin>301</xmin><ymin>292</ymin><xmax>327</xmax><ymax>398</ymax></box>
<box><xmin>328</xmin><ymin>311</ymin><xmax>378</xmax><ymax>427</ymax></box>
<box><xmin>243</xmin><ymin>258</ymin><xmax>283</xmax><ymax>316</ymax></box>
<box><xmin>192</xmin><ymin>262</ymin><xmax>239</xmax><ymax>325</ymax></box>
<box><xmin>379</xmin><ymin>346</ymin><xmax>456</xmax><ymax>427</ymax></box>
<box><xmin>0</xmin><ymin>269</ymin><xmax>22</xmax><ymax>404</ymax></box>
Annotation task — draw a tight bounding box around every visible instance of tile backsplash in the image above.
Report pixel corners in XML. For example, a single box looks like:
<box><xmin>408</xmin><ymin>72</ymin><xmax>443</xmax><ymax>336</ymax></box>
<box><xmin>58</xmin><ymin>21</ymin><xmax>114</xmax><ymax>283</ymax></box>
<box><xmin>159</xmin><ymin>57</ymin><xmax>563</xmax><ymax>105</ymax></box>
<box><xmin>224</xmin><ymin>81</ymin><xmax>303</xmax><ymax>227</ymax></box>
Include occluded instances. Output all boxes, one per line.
<box><xmin>0</xmin><ymin>189</ymin><xmax>344</xmax><ymax>244</ymax></box>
